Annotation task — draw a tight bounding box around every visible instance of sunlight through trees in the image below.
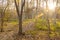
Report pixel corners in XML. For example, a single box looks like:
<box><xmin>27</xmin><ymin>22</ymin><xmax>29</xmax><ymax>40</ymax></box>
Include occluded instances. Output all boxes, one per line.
<box><xmin>0</xmin><ymin>0</ymin><xmax>60</xmax><ymax>40</ymax></box>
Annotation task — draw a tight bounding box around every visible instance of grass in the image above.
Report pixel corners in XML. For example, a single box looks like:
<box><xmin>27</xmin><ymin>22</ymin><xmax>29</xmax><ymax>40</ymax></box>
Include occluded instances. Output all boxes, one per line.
<box><xmin>2</xmin><ymin>19</ymin><xmax>35</xmax><ymax>31</ymax></box>
<box><xmin>1</xmin><ymin>18</ymin><xmax>60</xmax><ymax>38</ymax></box>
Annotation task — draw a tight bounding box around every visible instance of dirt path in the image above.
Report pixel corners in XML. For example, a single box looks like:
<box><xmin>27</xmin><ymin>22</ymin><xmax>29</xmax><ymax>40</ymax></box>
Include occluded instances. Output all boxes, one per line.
<box><xmin>0</xmin><ymin>13</ymin><xmax>44</xmax><ymax>40</ymax></box>
<box><xmin>22</xmin><ymin>13</ymin><xmax>43</xmax><ymax>32</ymax></box>
<box><xmin>22</xmin><ymin>21</ymin><xmax>35</xmax><ymax>32</ymax></box>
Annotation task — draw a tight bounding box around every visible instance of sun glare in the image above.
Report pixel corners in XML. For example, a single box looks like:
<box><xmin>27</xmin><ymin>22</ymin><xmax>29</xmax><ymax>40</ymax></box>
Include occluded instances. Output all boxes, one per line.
<box><xmin>40</xmin><ymin>0</ymin><xmax>56</xmax><ymax>10</ymax></box>
<box><xmin>48</xmin><ymin>2</ymin><xmax>56</xmax><ymax>10</ymax></box>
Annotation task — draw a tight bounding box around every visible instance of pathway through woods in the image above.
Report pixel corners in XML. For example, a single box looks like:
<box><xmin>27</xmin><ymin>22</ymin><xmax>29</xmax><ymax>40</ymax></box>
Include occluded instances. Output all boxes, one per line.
<box><xmin>22</xmin><ymin>13</ymin><xmax>43</xmax><ymax>32</ymax></box>
<box><xmin>0</xmin><ymin>13</ymin><xmax>60</xmax><ymax>40</ymax></box>
<box><xmin>0</xmin><ymin>13</ymin><xmax>46</xmax><ymax>40</ymax></box>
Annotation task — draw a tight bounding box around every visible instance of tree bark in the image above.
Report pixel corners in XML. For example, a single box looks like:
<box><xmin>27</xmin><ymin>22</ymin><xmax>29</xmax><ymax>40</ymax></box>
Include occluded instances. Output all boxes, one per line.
<box><xmin>14</xmin><ymin>0</ymin><xmax>25</xmax><ymax>35</ymax></box>
<box><xmin>46</xmin><ymin>0</ymin><xmax>51</xmax><ymax>40</ymax></box>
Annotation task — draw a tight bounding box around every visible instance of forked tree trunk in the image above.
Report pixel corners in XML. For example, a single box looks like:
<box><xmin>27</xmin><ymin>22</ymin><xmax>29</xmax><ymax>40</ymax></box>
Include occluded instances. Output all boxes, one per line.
<box><xmin>14</xmin><ymin>0</ymin><xmax>25</xmax><ymax>35</ymax></box>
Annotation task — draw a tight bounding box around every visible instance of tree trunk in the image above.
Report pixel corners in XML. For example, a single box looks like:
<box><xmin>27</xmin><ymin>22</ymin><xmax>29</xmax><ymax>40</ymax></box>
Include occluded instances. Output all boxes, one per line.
<box><xmin>46</xmin><ymin>0</ymin><xmax>51</xmax><ymax>40</ymax></box>
<box><xmin>0</xmin><ymin>0</ymin><xmax>4</xmax><ymax>32</ymax></box>
<box><xmin>1</xmin><ymin>10</ymin><xmax>4</xmax><ymax>32</ymax></box>
<box><xmin>14</xmin><ymin>0</ymin><xmax>25</xmax><ymax>35</ymax></box>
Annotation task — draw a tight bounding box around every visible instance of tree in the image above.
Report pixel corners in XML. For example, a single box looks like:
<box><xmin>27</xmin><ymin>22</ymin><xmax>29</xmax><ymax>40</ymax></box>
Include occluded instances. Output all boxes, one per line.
<box><xmin>0</xmin><ymin>0</ymin><xmax>10</xmax><ymax>32</ymax></box>
<box><xmin>14</xmin><ymin>0</ymin><xmax>25</xmax><ymax>35</ymax></box>
<box><xmin>45</xmin><ymin>0</ymin><xmax>51</xmax><ymax>40</ymax></box>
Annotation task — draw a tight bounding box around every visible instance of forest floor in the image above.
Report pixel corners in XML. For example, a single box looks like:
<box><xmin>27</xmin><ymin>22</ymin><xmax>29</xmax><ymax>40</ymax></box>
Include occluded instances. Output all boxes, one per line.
<box><xmin>0</xmin><ymin>13</ymin><xmax>60</xmax><ymax>40</ymax></box>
